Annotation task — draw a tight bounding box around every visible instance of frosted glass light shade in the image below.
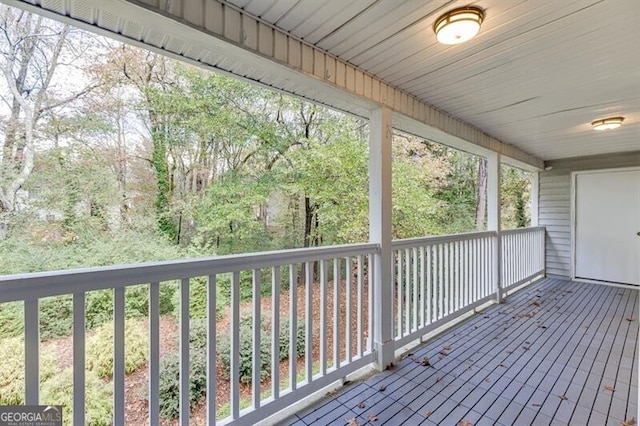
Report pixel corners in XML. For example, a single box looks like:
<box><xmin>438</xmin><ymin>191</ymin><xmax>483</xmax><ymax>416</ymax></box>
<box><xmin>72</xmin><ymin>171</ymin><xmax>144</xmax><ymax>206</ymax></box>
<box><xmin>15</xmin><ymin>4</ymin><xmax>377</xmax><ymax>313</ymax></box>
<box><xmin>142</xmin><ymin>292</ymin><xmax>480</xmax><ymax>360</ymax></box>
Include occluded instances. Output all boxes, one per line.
<box><xmin>591</xmin><ymin>117</ymin><xmax>624</xmax><ymax>130</ymax></box>
<box><xmin>434</xmin><ymin>7</ymin><xmax>484</xmax><ymax>45</ymax></box>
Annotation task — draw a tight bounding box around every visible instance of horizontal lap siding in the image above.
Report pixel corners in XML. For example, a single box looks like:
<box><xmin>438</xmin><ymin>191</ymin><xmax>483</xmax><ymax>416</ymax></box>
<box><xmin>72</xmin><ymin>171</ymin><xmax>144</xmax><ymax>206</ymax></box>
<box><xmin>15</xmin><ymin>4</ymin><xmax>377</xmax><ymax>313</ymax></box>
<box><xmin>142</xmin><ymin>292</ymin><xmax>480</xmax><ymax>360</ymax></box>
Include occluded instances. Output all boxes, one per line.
<box><xmin>540</xmin><ymin>151</ymin><xmax>640</xmax><ymax>278</ymax></box>
<box><xmin>540</xmin><ymin>171</ymin><xmax>571</xmax><ymax>277</ymax></box>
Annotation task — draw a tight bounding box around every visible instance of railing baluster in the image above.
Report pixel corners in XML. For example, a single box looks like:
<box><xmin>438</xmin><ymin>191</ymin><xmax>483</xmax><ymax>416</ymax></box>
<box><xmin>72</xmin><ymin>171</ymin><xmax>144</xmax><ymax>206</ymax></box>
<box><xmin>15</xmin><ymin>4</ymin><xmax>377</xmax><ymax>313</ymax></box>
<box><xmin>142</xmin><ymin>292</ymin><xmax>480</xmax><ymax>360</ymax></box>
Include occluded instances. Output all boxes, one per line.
<box><xmin>73</xmin><ymin>292</ymin><xmax>86</xmax><ymax>426</ymax></box>
<box><xmin>305</xmin><ymin>262</ymin><xmax>313</xmax><ymax>382</ymax></box>
<box><xmin>206</xmin><ymin>276</ymin><xmax>216</xmax><ymax>424</ymax></box>
<box><xmin>24</xmin><ymin>299</ymin><xmax>39</xmax><ymax>405</ymax></box>
<box><xmin>271</xmin><ymin>267</ymin><xmax>280</xmax><ymax>400</ymax></box>
<box><xmin>413</xmin><ymin>247</ymin><xmax>424</xmax><ymax>329</ymax></box>
<box><xmin>345</xmin><ymin>256</ymin><xmax>352</xmax><ymax>364</ymax></box>
<box><xmin>368</xmin><ymin>254</ymin><xmax>374</xmax><ymax>353</ymax></box>
<box><xmin>454</xmin><ymin>241</ymin><xmax>459</xmax><ymax>311</ymax></box>
<box><xmin>230</xmin><ymin>272</ymin><xmax>240</xmax><ymax>419</ymax></box>
<box><xmin>402</xmin><ymin>250</ymin><xmax>411</xmax><ymax>334</ymax></box>
<box><xmin>450</xmin><ymin>242</ymin><xmax>456</xmax><ymax>313</ymax></box>
<box><xmin>404</xmin><ymin>249</ymin><xmax>410</xmax><ymax>335</ymax></box>
<box><xmin>114</xmin><ymin>287</ymin><xmax>125</xmax><ymax>426</ymax></box>
<box><xmin>472</xmin><ymin>239</ymin><xmax>477</xmax><ymax>300</ymax></box>
<box><xmin>289</xmin><ymin>264</ymin><xmax>297</xmax><ymax>391</ymax></box>
<box><xmin>396</xmin><ymin>250</ymin><xmax>402</xmax><ymax>337</ymax></box>
<box><xmin>333</xmin><ymin>258</ymin><xmax>341</xmax><ymax>369</ymax></box>
<box><xmin>149</xmin><ymin>283</ymin><xmax>160</xmax><ymax>426</ymax></box>
<box><xmin>357</xmin><ymin>255</ymin><xmax>364</xmax><ymax>357</ymax></box>
<box><xmin>426</xmin><ymin>245</ymin><xmax>432</xmax><ymax>324</ymax></box>
<box><xmin>320</xmin><ymin>260</ymin><xmax>327</xmax><ymax>374</ymax></box>
<box><xmin>252</xmin><ymin>269</ymin><xmax>261</xmax><ymax>409</ymax></box>
<box><xmin>179</xmin><ymin>278</ymin><xmax>190</xmax><ymax>425</ymax></box>
<box><xmin>438</xmin><ymin>244</ymin><xmax>444</xmax><ymax>320</ymax></box>
<box><xmin>412</xmin><ymin>248</ymin><xmax>418</xmax><ymax>332</ymax></box>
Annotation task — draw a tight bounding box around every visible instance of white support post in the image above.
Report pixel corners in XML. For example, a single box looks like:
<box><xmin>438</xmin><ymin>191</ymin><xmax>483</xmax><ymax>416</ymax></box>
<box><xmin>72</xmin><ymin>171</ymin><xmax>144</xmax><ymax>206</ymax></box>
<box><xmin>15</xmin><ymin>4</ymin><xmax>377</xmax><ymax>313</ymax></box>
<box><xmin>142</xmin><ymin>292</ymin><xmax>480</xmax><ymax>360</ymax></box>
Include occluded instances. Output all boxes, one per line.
<box><xmin>369</xmin><ymin>107</ymin><xmax>394</xmax><ymax>370</ymax></box>
<box><xmin>487</xmin><ymin>152</ymin><xmax>502</xmax><ymax>302</ymax></box>
<box><xmin>530</xmin><ymin>171</ymin><xmax>539</xmax><ymax>227</ymax></box>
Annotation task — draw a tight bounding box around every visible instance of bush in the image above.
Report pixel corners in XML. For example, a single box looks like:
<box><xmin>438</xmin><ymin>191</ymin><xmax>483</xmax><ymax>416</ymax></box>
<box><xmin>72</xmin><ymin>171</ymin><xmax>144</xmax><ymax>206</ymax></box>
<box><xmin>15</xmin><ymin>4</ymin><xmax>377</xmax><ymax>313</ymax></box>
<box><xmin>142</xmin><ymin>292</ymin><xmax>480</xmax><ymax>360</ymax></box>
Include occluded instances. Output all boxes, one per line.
<box><xmin>189</xmin><ymin>318</ymin><xmax>208</xmax><ymax>350</ymax></box>
<box><xmin>40</xmin><ymin>296</ymin><xmax>73</xmax><ymax>340</ymax></box>
<box><xmin>85</xmin><ymin>284</ymin><xmax>177</xmax><ymax>330</ymax></box>
<box><xmin>86</xmin><ymin>319</ymin><xmax>148</xmax><ymax>378</ymax></box>
<box><xmin>0</xmin><ymin>283</ymin><xmax>178</xmax><ymax>341</ymax></box>
<box><xmin>158</xmin><ymin>348</ymin><xmax>208</xmax><ymax>419</ymax></box>
<box><xmin>217</xmin><ymin>315</ymin><xmax>306</xmax><ymax>384</ymax></box>
<box><xmin>0</xmin><ymin>337</ymin><xmax>57</xmax><ymax>405</ymax></box>
<box><xmin>0</xmin><ymin>298</ymin><xmax>75</xmax><ymax>341</ymax></box>
<box><xmin>171</xmin><ymin>276</ymin><xmax>226</xmax><ymax>320</ymax></box>
<box><xmin>217</xmin><ymin>316</ymin><xmax>270</xmax><ymax>384</ymax></box>
<box><xmin>40</xmin><ymin>367</ymin><xmax>112</xmax><ymax>426</ymax></box>
<box><xmin>0</xmin><ymin>302</ymin><xmax>23</xmax><ymax>339</ymax></box>
<box><xmin>278</xmin><ymin>316</ymin><xmax>306</xmax><ymax>361</ymax></box>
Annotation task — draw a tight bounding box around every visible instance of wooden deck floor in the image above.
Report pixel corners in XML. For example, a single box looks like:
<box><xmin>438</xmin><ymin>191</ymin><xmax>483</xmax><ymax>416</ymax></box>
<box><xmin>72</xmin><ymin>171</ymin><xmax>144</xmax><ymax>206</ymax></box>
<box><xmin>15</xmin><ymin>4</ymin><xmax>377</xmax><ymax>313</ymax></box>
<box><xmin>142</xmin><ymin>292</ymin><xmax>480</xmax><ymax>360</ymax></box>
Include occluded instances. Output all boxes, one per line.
<box><xmin>283</xmin><ymin>278</ymin><xmax>638</xmax><ymax>426</ymax></box>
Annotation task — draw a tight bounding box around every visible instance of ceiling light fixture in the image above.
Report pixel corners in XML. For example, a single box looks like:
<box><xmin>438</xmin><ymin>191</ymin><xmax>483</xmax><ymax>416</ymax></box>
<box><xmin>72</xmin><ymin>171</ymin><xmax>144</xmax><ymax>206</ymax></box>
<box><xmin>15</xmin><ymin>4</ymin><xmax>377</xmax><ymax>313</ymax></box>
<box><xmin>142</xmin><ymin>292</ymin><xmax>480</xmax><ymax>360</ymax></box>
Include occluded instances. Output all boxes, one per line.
<box><xmin>434</xmin><ymin>6</ymin><xmax>485</xmax><ymax>45</ymax></box>
<box><xmin>591</xmin><ymin>117</ymin><xmax>625</xmax><ymax>131</ymax></box>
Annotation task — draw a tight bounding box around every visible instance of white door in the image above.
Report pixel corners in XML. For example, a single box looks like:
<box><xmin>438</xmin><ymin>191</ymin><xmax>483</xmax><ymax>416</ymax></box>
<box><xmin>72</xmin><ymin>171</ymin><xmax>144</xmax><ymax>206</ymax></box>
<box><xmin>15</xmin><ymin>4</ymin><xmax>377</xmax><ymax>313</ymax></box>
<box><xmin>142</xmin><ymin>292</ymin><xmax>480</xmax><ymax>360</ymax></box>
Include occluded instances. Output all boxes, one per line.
<box><xmin>575</xmin><ymin>169</ymin><xmax>640</xmax><ymax>286</ymax></box>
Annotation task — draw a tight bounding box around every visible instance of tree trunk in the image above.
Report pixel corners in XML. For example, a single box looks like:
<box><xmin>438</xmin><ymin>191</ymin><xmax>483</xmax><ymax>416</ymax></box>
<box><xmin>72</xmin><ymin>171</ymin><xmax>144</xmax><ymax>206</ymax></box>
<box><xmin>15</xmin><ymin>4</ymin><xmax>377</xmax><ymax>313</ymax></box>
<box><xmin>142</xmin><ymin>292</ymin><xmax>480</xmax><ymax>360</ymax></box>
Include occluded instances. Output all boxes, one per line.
<box><xmin>303</xmin><ymin>196</ymin><xmax>315</xmax><ymax>248</ymax></box>
<box><xmin>476</xmin><ymin>158</ymin><xmax>487</xmax><ymax>230</ymax></box>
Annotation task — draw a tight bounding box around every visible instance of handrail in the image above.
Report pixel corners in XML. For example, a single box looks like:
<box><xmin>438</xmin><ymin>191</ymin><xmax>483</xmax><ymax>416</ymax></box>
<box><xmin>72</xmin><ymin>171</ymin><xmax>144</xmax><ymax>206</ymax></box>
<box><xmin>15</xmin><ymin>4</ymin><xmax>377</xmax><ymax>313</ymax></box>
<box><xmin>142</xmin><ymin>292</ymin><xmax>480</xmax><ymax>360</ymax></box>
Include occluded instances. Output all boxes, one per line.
<box><xmin>391</xmin><ymin>230</ymin><xmax>497</xmax><ymax>249</ymax></box>
<box><xmin>0</xmin><ymin>242</ymin><xmax>379</xmax><ymax>303</ymax></box>
<box><xmin>500</xmin><ymin>226</ymin><xmax>545</xmax><ymax>235</ymax></box>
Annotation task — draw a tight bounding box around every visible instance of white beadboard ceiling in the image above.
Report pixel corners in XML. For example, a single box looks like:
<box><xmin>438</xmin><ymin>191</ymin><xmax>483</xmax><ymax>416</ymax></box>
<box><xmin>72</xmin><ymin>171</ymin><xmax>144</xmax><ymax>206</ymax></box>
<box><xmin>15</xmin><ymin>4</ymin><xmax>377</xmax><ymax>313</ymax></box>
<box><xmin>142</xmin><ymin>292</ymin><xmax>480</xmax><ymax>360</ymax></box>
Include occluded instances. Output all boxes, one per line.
<box><xmin>7</xmin><ymin>0</ymin><xmax>640</xmax><ymax>162</ymax></box>
<box><xmin>224</xmin><ymin>0</ymin><xmax>640</xmax><ymax>161</ymax></box>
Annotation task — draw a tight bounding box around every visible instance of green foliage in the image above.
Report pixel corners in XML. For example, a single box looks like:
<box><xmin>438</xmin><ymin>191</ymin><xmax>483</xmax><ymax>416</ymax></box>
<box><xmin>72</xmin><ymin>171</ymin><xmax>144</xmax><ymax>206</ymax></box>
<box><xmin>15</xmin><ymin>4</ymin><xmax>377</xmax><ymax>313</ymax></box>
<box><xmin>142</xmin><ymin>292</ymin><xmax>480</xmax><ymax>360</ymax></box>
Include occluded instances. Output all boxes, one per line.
<box><xmin>217</xmin><ymin>315</ymin><xmax>305</xmax><ymax>384</ymax></box>
<box><xmin>278</xmin><ymin>316</ymin><xmax>306</xmax><ymax>361</ymax></box>
<box><xmin>40</xmin><ymin>368</ymin><xmax>112</xmax><ymax>426</ymax></box>
<box><xmin>86</xmin><ymin>319</ymin><xmax>149</xmax><ymax>378</ymax></box>
<box><xmin>217</xmin><ymin>316</ymin><xmax>270</xmax><ymax>384</ymax></box>
<box><xmin>39</xmin><ymin>296</ymin><xmax>73</xmax><ymax>340</ymax></box>
<box><xmin>0</xmin><ymin>229</ymin><xmax>185</xmax><ymax>276</ymax></box>
<box><xmin>501</xmin><ymin>164</ymin><xmax>531</xmax><ymax>229</ymax></box>
<box><xmin>0</xmin><ymin>283</ymin><xmax>177</xmax><ymax>341</ymax></box>
<box><xmin>158</xmin><ymin>349</ymin><xmax>208</xmax><ymax>419</ymax></box>
<box><xmin>194</xmin><ymin>173</ymin><xmax>276</xmax><ymax>254</ymax></box>
<box><xmin>0</xmin><ymin>302</ymin><xmax>23</xmax><ymax>339</ymax></box>
<box><xmin>0</xmin><ymin>337</ymin><xmax>57</xmax><ymax>405</ymax></box>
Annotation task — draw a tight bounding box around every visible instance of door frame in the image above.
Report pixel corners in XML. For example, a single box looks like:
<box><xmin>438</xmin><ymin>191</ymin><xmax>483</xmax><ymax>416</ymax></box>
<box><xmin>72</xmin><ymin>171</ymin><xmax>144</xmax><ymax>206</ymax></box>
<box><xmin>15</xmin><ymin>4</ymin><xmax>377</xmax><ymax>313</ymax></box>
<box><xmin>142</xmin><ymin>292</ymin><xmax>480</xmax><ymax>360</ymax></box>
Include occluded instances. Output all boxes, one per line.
<box><xmin>570</xmin><ymin>166</ymin><xmax>640</xmax><ymax>284</ymax></box>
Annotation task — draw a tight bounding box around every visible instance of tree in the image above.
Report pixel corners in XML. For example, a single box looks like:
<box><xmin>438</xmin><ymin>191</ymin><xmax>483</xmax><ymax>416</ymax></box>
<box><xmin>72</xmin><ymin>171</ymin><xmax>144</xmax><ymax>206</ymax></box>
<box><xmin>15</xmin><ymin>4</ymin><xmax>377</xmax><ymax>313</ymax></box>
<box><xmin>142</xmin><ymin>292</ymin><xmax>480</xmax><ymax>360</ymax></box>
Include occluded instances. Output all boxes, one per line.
<box><xmin>0</xmin><ymin>6</ymin><xmax>97</xmax><ymax>234</ymax></box>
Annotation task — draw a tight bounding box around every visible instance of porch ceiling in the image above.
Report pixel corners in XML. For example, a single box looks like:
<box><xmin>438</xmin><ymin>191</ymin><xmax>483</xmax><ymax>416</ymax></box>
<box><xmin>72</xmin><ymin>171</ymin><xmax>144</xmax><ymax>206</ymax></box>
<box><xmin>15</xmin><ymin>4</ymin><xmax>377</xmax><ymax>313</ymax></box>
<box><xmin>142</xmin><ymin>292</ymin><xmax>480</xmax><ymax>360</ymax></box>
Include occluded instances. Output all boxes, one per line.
<box><xmin>8</xmin><ymin>0</ymin><xmax>639</xmax><ymax>163</ymax></box>
<box><xmin>223</xmin><ymin>0</ymin><xmax>640</xmax><ymax>161</ymax></box>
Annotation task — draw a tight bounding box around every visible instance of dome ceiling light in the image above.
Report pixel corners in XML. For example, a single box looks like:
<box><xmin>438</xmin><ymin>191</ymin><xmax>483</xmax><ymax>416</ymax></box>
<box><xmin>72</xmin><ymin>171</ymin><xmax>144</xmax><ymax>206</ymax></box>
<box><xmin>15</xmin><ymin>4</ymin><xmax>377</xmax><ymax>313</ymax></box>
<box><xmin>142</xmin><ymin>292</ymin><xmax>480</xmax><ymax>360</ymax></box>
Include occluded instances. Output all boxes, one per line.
<box><xmin>591</xmin><ymin>117</ymin><xmax>625</xmax><ymax>131</ymax></box>
<box><xmin>434</xmin><ymin>6</ymin><xmax>485</xmax><ymax>45</ymax></box>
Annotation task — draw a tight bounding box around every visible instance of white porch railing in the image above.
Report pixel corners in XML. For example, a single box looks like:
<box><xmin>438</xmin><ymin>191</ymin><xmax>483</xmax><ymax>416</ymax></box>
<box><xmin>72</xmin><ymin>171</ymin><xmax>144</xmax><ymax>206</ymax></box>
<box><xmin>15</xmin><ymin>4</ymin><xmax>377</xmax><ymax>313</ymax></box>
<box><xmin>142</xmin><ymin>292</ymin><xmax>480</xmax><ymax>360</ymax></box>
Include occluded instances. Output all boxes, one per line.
<box><xmin>391</xmin><ymin>227</ymin><xmax>546</xmax><ymax>349</ymax></box>
<box><xmin>391</xmin><ymin>231</ymin><xmax>496</xmax><ymax>348</ymax></box>
<box><xmin>0</xmin><ymin>227</ymin><xmax>545</xmax><ymax>425</ymax></box>
<box><xmin>0</xmin><ymin>243</ymin><xmax>377</xmax><ymax>426</ymax></box>
<box><xmin>501</xmin><ymin>226</ymin><xmax>546</xmax><ymax>292</ymax></box>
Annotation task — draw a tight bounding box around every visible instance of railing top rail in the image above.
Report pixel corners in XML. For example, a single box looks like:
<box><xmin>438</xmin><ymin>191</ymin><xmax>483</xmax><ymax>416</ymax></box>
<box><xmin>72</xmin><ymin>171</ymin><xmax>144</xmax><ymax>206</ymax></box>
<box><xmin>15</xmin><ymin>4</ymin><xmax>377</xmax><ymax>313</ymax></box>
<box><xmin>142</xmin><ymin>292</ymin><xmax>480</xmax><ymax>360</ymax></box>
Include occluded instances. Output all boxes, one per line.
<box><xmin>0</xmin><ymin>242</ymin><xmax>379</xmax><ymax>303</ymax></box>
<box><xmin>391</xmin><ymin>230</ymin><xmax>497</xmax><ymax>250</ymax></box>
<box><xmin>500</xmin><ymin>226</ymin><xmax>545</xmax><ymax>236</ymax></box>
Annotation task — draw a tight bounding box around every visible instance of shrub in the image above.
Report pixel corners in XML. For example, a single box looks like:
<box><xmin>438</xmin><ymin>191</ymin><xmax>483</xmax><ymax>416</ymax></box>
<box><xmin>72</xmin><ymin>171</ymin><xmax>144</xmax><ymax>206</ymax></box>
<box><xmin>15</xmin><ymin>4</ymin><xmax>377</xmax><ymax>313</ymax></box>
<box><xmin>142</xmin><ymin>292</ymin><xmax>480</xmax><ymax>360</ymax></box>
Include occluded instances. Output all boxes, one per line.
<box><xmin>217</xmin><ymin>317</ymin><xmax>270</xmax><ymax>384</ymax></box>
<box><xmin>189</xmin><ymin>318</ymin><xmax>208</xmax><ymax>350</ymax></box>
<box><xmin>40</xmin><ymin>367</ymin><xmax>112</xmax><ymax>426</ymax></box>
<box><xmin>85</xmin><ymin>284</ymin><xmax>177</xmax><ymax>331</ymax></box>
<box><xmin>216</xmin><ymin>315</ymin><xmax>306</xmax><ymax>384</ymax></box>
<box><xmin>171</xmin><ymin>276</ymin><xmax>226</xmax><ymax>320</ymax></box>
<box><xmin>278</xmin><ymin>316</ymin><xmax>306</xmax><ymax>361</ymax></box>
<box><xmin>0</xmin><ymin>302</ymin><xmax>23</xmax><ymax>339</ymax></box>
<box><xmin>40</xmin><ymin>295</ymin><xmax>73</xmax><ymax>340</ymax></box>
<box><xmin>158</xmin><ymin>348</ymin><xmax>208</xmax><ymax>419</ymax></box>
<box><xmin>0</xmin><ymin>337</ymin><xmax>57</xmax><ymax>405</ymax></box>
<box><xmin>86</xmin><ymin>319</ymin><xmax>148</xmax><ymax>378</ymax></box>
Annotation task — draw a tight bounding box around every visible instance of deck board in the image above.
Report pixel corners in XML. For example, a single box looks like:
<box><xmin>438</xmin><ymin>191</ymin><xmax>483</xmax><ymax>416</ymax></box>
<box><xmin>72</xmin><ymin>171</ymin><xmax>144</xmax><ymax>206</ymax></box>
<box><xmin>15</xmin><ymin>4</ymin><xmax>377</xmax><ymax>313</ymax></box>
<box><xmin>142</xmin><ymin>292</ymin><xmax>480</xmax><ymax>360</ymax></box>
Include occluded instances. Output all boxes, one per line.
<box><xmin>284</xmin><ymin>278</ymin><xmax>638</xmax><ymax>425</ymax></box>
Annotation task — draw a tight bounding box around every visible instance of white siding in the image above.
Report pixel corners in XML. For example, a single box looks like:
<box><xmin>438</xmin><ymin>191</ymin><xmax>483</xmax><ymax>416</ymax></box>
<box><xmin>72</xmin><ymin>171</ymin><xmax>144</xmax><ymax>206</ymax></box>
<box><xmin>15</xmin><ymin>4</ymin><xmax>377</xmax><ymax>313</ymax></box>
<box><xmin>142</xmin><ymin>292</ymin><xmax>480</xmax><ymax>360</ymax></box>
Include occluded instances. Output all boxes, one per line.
<box><xmin>540</xmin><ymin>151</ymin><xmax>640</xmax><ymax>277</ymax></box>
